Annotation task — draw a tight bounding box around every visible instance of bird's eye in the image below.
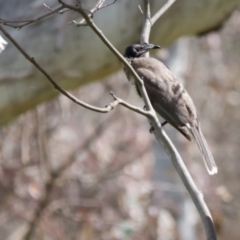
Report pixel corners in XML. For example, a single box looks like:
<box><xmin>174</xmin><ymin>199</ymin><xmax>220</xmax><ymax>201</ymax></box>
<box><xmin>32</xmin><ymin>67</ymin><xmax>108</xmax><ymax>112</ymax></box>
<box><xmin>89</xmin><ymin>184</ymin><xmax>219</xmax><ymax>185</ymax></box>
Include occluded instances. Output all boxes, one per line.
<box><xmin>136</xmin><ymin>47</ymin><xmax>141</xmax><ymax>51</ymax></box>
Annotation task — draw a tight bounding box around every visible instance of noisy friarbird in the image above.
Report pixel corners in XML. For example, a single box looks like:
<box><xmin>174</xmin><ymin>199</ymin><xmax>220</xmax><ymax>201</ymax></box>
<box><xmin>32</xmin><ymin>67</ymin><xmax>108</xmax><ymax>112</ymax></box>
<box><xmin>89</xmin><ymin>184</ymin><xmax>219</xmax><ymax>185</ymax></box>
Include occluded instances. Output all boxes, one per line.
<box><xmin>124</xmin><ymin>43</ymin><xmax>217</xmax><ymax>175</ymax></box>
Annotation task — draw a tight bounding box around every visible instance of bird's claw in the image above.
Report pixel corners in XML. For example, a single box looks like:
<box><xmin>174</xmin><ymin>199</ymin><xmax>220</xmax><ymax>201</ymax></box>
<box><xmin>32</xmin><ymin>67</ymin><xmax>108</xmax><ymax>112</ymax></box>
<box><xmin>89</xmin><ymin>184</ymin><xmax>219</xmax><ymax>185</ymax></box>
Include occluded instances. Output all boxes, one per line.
<box><xmin>149</xmin><ymin>120</ymin><xmax>168</xmax><ymax>134</ymax></box>
<box><xmin>161</xmin><ymin>120</ymin><xmax>168</xmax><ymax>127</ymax></box>
<box><xmin>149</xmin><ymin>126</ymin><xmax>155</xmax><ymax>133</ymax></box>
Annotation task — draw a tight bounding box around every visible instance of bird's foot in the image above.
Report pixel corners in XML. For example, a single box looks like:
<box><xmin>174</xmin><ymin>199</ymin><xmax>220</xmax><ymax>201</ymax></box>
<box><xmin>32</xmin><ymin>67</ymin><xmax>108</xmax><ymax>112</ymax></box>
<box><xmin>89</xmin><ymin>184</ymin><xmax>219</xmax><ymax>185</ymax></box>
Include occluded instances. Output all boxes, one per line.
<box><xmin>149</xmin><ymin>121</ymin><xmax>168</xmax><ymax>134</ymax></box>
<box><xmin>149</xmin><ymin>126</ymin><xmax>155</xmax><ymax>133</ymax></box>
<box><xmin>161</xmin><ymin>120</ymin><xmax>168</xmax><ymax>127</ymax></box>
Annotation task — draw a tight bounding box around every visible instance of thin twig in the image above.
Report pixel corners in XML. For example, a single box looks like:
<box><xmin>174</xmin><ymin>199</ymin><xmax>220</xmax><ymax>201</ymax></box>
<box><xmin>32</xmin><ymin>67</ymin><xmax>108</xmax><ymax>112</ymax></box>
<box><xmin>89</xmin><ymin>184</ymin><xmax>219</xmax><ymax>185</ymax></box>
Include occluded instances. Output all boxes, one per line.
<box><xmin>138</xmin><ymin>5</ymin><xmax>144</xmax><ymax>14</ymax></box>
<box><xmin>43</xmin><ymin>3</ymin><xmax>53</xmax><ymax>12</ymax></box>
<box><xmin>71</xmin><ymin>0</ymin><xmax>117</xmax><ymax>26</ymax></box>
<box><xmin>0</xmin><ymin>25</ymin><xmax>121</xmax><ymax>114</ymax></box>
<box><xmin>110</xmin><ymin>92</ymin><xmax>151</xmax><ymax>117</ymax></box>
<box><xmin>0</xmin><ymin>5</ymin><xmax>67</xmax><ymax>29</ymax></box>
<box><xmin>151</xmin><ymin>0</ymin><xmax>176</xmax><ymax>25</ymax></box>
<box><xmin>71</xmin><ymin>0</ymin><xmax>111</xmax><ymax>26</ymax></box>
<box><xmin>100</xmin><ymin>0</ymin><xmax>117</xmax><ymax>10</ymax></box>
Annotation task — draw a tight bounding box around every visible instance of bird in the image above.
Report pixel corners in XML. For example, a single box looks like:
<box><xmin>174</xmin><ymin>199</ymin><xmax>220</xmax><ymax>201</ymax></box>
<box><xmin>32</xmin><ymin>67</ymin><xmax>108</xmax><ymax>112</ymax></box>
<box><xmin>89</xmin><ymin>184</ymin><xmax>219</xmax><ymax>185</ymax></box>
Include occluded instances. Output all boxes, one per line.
<box><xmin>123</xmin><ymin>42</ymin><xmax>217</xmax><ymax>175</ymax></box>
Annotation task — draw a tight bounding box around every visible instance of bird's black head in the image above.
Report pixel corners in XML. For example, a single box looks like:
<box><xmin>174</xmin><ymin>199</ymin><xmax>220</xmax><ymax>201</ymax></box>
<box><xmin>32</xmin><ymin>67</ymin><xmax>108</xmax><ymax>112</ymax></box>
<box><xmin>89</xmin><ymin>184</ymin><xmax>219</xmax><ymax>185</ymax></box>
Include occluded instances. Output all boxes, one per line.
<box><xmin>124</xmin><ymin>43</ymin><xmax>160</xmax><ymax>58</ymax></box>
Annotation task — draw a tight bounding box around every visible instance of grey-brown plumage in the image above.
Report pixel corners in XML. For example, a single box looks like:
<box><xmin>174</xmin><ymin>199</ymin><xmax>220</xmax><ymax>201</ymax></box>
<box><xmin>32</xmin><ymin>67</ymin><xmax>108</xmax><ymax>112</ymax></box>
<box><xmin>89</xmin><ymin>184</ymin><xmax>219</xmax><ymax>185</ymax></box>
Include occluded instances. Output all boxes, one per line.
<box><xmin>124</xmin><ymin>43</ymin><xmax>217</xmax><ymax>175</ymax></box>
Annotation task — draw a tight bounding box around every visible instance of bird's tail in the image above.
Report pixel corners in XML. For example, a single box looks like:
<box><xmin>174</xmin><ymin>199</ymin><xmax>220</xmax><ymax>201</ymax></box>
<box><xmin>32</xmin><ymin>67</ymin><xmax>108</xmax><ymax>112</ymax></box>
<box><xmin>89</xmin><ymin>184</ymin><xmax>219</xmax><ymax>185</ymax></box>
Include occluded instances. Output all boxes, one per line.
<box><xmin>186</xmin><ymin>123</ymin><xmax>217</xmax><ymax>175</ymax></box>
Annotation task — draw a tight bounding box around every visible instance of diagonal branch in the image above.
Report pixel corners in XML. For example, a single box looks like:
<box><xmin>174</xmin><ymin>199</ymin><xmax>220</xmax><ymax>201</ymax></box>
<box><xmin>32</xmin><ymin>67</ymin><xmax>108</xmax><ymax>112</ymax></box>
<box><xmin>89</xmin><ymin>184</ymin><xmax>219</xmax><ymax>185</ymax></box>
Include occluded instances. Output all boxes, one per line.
<box><xmin>58</xmin><ymin>0</ymin><xmax>217</xmax><ymax>239</ymax></box>
<box><xmin>0</xmin><ymin>5</ymin><xmax>67</xmax><ymax>29</ymax></box>
<box><xmin>0</xmin><ymin>20</ymin><xmax>151</xmax><ymax>121</ymax></box>
<box><xmin>0</xmin><ymin>25</ymin><xmax>121</xmax><ymax>114</ymax></box>
<box><xmin>151</xmin><ymin>0</ymin><xmax>177</xmax><ymax>25</ymax></box>
<box><xmin>140</xmin><ymin>1</ymin><xmax>217</xmax><ymax>239</ymax></box>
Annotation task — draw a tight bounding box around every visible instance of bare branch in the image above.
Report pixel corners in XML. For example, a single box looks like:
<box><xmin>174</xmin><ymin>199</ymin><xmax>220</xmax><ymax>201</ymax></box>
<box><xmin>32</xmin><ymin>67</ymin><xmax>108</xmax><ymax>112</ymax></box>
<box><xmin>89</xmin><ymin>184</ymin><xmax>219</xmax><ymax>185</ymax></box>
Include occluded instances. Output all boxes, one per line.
<box><xmin>0</xmin><ymin>5</ymin><xmax>67</xmax><ymax>29</ymax></box>
<box><xmin>140</xmin><ymin>1</ymin><xmax>217</xmax><ymax>239</ymax></box>
<box><xmin>138</xmin><ymin>5</ymin><xmax>144</xmax><ymax>14</ymax></box>
<box><xmin>0</xmin><ymin>25</ymin><xmax>121</xmax><ymax>114</ymax></box>
<box><xmin>110</xmin><ymin>92</ymin><xmax>151</xmax><ymax>117</ymax></box>
<box><xmin>151</xmin><ymin>0</ymin><xmax>177</xmax><ymax>25</ymax></box>
<box><xmin>71</xmin><ymin>0</ymin><xmax>117</xmax><ymax>26</ymax></box>
<box><xmin>140</xmin><ymin>0</ymin><xmax>152</xmax><ymax>48</ymax></box>
<box><xmin>100</xmin><ymin>0</ymin><xmax>118</xmax><ymax>10</ymax></box>
<box><xmin>43</xmin><ymin>3</ymin><xmax>54</xmax><ymax>12</ymax></box>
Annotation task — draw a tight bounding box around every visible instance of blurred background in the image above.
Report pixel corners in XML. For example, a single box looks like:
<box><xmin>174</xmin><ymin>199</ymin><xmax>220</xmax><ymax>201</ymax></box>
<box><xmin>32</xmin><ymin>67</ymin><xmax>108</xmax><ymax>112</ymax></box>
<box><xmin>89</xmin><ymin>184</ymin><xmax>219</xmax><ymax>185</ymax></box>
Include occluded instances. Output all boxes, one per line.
<box><xmin>0</xmin><ymin>0</ymin><xmax>240</xmax><ymax>239</ymax></box>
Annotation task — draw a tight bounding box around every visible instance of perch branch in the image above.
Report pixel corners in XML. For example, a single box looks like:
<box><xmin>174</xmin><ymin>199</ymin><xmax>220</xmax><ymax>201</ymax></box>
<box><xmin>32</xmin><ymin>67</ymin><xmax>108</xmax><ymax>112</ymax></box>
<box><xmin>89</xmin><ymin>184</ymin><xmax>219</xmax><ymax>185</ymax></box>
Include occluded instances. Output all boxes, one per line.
<box><xmin>140</xmin><ymin>1</ymin><xmax>217</xmax><ymax>239</ymax></box>
<box><xmin>58</xmin><ymin>0</ymin><xmax>217</xmax><ymax>238</ymax></box>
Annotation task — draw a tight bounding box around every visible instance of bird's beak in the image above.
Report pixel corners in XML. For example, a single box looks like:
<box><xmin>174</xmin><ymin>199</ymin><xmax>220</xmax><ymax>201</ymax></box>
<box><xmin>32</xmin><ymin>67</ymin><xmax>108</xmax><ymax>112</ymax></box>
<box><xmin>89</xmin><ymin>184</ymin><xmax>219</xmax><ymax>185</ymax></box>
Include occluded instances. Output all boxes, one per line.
<box><xmin>142</xmin><ymin>43</ymin><xmax>161</xmax><ymax>53</ymax></box>
<box><xmin>151</xmin><ymin>44</ymin><xmax>161</xmax><ymax>49</ymax></box>
<box><xmin>135</xmin><ymin>43</ymin><xmax>161</xmax><ymax>57</ymax></box>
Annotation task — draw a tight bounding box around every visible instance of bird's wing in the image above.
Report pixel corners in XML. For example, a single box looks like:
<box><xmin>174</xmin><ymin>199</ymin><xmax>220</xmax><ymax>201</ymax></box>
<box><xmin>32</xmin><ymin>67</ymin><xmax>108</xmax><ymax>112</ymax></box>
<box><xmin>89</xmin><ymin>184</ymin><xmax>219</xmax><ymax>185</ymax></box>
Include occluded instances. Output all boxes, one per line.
<box><xmin>130</xmin><ymin>58</ymin><xmax>217</xmax><ymax>174</ymax></box>
<box><xmin>131</xmin><ymin>58</ymin><xmax>197</xmax><ymax>140</ymax></box>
